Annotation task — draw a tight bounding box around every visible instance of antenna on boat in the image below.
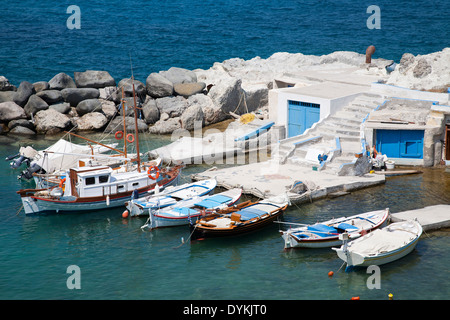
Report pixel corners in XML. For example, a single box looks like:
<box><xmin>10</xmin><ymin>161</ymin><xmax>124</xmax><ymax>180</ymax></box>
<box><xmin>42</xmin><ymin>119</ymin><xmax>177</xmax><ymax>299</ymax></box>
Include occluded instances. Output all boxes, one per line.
<box><xmin>129</xmin><ymin>52</ymin><xmax>141</xmax><ymax>172</ymax></box>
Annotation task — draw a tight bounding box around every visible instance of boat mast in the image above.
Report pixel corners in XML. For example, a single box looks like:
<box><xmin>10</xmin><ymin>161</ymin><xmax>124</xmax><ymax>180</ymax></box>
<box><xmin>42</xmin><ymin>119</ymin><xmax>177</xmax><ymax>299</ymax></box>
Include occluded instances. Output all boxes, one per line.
<box><xmin>131</xmin><ymin>76</ymin><xmax>141</xmax><ymax>172</ymax></box>
<box><xmin>121</xmin><ymin>87</ymin><xmax>128</xmax><ymax>168</ymax></box>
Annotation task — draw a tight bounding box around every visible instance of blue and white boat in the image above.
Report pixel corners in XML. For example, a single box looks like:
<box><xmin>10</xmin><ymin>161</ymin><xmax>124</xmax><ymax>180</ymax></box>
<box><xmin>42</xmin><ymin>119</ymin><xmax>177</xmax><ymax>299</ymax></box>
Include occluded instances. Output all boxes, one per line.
<box><xmin>281</xmin><ymin>208</ymin><xmax>390</xmax><ymax>249</ymax></box>
<box><xmin>333</xmin><ymin>220</ymin><xmax>422</xmax><ymax>271</ymax></box>
<box><xmin>141</xmin><ymin>188</ymin><xmax>242</xmax><ymax>229</ymax></box>
<box><xmin>125</xmin><ymin>179</ymin><xmax>217</xmax><ymax>217</ymax></box>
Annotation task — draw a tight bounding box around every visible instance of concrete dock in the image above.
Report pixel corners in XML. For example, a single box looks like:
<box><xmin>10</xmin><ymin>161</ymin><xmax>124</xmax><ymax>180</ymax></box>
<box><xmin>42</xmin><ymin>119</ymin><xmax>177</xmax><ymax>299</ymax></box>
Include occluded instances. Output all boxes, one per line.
<box><xmin>391</xmin><ymin>205</ymin><xmax>450</xmax><ymax>231</ymax></box>
<box><xmin>192</xmin><ymin>161</ymin><xmax>386</xmax><ymax>203</ymax></box>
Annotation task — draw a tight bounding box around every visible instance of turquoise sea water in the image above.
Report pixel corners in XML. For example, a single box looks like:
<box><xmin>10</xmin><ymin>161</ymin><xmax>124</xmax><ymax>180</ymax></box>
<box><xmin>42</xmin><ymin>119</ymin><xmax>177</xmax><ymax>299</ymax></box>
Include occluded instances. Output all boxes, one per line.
<box><xmin>1</xmin><ymin>0</ymin><xmax>449</xmax><ymax>85</ymax></box>
<box><xmin>0</xmin><ymin>133</ymin><xmax>449</xmax><ymax>300</ymax></box>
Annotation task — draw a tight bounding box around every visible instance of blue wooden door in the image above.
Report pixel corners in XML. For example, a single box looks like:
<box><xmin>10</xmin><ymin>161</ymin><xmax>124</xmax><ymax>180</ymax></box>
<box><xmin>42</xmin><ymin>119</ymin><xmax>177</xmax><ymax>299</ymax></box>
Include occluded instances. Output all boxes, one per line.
<box><xmin>376</xmin><ymin>129</ymin><xmax>424</xmax><ymax>159</ymax></box>
<box><xmin>288</xmin><ymin>100</ymin><xmax>320</xmax><ymax>138</ymax></box>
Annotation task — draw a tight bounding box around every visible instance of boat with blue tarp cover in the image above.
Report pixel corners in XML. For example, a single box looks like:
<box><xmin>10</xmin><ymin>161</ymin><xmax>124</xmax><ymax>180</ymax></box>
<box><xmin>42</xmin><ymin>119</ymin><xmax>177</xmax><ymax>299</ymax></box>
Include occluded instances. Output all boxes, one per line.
<box><xmin>124</xmin><ymin>179</ymin><xmax>217</xmax><ymax>216</ymax></box>
<box><xmin>280</xmin><ymin>208</ymin><xmax>390</xmax><ymax>249</ymax></box>
<box><xmin>190</xmin><ymin>193</ymin><xmax>289</xmax><ymax>240</ymax></box>
<box><xmin>141</xmin><ymin>188</ymin><xmax>242</xmax><ymax>230</ymax></box>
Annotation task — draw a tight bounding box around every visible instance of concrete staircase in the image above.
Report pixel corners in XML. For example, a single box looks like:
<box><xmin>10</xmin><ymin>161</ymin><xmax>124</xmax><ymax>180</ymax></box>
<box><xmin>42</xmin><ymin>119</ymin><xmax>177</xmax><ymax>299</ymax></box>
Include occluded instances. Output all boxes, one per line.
<box><xmin>271</xmin><ymin>92</ymin><xmax>385</xmax><ymax>174</ymax></box>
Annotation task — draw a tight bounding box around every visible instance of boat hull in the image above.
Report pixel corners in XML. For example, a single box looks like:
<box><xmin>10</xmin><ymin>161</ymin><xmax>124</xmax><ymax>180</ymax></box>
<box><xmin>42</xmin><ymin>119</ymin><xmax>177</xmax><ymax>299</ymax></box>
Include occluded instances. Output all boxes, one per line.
<box><xmin>281</xmin><ymin>209</ymin><xmax>390</xmax><ymax>249</ymax></box>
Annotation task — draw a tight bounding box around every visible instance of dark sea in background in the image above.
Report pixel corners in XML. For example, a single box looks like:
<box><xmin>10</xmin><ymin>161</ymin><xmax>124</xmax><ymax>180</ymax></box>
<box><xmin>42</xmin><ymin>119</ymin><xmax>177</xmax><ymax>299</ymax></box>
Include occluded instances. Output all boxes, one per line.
<box><xmin>0</xmin><ymin>0</ymin><xmax>449</xmax><ymax>301</ymax></box>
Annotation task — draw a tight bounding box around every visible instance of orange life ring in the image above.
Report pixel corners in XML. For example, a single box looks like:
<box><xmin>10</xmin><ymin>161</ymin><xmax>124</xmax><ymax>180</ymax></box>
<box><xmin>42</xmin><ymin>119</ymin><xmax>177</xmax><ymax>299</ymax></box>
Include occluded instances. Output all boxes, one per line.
<box><xmin>59</xmin><ymin>178</ymin><xmax>66</xmax><ymax>188</ymax></box>
<box><xmin>115</xmin><ymin>131</ymin><xmax>124</xmax><ymax>140</ymax></box>
<box><xmin>126</xmin><ymin>133</ymin><xmax>135</xmax><ymax>143</ymax></box>
<box><xmin>147</xmin><ymin>166</ymin><xmax>160</xmax><ymax>180</ymax></box>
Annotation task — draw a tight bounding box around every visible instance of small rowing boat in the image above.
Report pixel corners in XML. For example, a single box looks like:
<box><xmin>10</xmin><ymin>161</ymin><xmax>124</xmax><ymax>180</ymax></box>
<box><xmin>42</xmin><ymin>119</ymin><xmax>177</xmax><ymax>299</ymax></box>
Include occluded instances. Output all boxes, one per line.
<box><xmin>333</xmin><ymin>220</ymin><xmax>422</xmax><ymax>271</ymax></box>
<box><xmin>124</xmin><ymin>179</ymin><xmax>217</xmax><ymax>217</ymax></box>
<box><xmin>141</xmin><ymin>188</ymin><xmax>242</xmax><ymax>230</ymax></box>
<box><xmin>190</xmin><ymin>193</ymin><xmax>289</xmax><ymax>240</ymax></box>
<box><xmin>280</xmin><ymin>208</ymin><xmax>390</xmax><ymax>249</ymax></box>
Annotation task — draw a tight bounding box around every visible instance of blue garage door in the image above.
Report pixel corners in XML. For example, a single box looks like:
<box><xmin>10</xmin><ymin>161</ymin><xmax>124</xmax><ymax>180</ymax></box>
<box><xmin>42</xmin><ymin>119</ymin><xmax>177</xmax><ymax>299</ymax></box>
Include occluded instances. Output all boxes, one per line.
<box><xmin>288</xmin><ymin>100</ymin><xmax>320</xmax><ymax>138</ymax></box>
<box><xmin>376</xmin><ymin>129</ymin><xmax>424</xmax><ymax>159</ymax></box>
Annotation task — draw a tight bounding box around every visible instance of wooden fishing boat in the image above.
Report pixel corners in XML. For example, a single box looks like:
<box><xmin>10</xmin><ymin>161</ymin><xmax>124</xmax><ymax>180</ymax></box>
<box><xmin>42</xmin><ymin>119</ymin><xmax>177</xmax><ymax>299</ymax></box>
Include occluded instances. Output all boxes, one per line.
<box><xmin>141</xmin><ymin>188</ymin><xmax>242</xmax><ymax>230</ymax></box>
<box><xmin>333</xmin><ymin>220</ymin><xmax>422</xmax><ymax>271</ymax></box>
<box><xmin>124</xmin><ymin>179</ymin><xmax>217</xmax><ymax>217</ymax></box>
<box><xmin>280</xmin><ymin>208</ymin><xmax>390</xmax><ymax>249</ymax></box>
<box><xmin>189</xmin><ymin>193</ymin><xmax>289</xmax><ymax>240</ymax></box>
<box><xmin>17</xmin><ymin>77</ymin><xmax>182</xmax><ymax>215</ymax></box>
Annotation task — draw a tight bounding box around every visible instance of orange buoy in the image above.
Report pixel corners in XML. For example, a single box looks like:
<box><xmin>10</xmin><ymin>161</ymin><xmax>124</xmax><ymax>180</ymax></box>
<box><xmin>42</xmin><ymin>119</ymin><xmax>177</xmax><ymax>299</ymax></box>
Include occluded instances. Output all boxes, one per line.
<box><xmin>328</xmin><ymin>271</ymin><xmax>334</xmax><ymax>278</ymax></box>
<box><xmin>147</xmin><ymin>166</ymin><xmax>160</xmax><ymax>180</ymax></box>
<box><xmin>59</xmin><ymin>177</ymin><xmax>66</xmax><ymax>188</ymax></box>
<box><xmin>115</xmin><ymin>131</ymin><xmax>124</xmax><ymax>140</ymax></box>
<box><xmin>122</xmin><ymin>210</ymin><xmax>129</xmax><ymax>218</ymax></box>
<box><xmin>126</xmin><ymin>133</ymin><xmax>135</xmax><ymax>143</ymax></box>
<box><xmin>351</xmin><ymin>296</ymin><xmax>360</xmax><ymax>300</ymax></box>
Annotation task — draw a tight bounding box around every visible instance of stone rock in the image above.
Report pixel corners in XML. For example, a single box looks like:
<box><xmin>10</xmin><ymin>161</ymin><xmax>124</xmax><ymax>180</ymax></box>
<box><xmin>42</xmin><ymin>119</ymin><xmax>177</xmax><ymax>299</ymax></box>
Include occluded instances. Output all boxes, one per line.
<box><xmin>36</xmin><ymin>90</ymin><xmax>64</xmax><ymax>104</ymax></box>
<box><xmin>0</xmin><ymin>91</ymin><xmax>15</xmax><ymax>103</ymax></box>
<box><xmin>99</xmin><ymin>99</ymin><xmax>117</xmax><ymax>120</ymax></box>
<box><xmin>413</xmin><ymin>58</ymin><xmax>432</xmax><ymax>78</ymax></box>
<box><xmin>118</xmin><ymin>97</ymin><xmax>144</xmax><ymax>117</ymax></box>
<box><xmin>243</xmin><ymin>83</ymin><xmax>269</xmax><ymax>112</ymax></box>
<box><xmin>399</xmin><ymin>53</ymin><xmax>415</xmax><ymax>72</ymax></box>
<box><xmin>118</xmin><ymin>78</ymin><xmax>147</xmax><ymax>99</ymax></box>
<box><xmin>9</xmin><ymin>126</ymin><xmax>35</xmax><ymax>135</ymax></box>
<box><xmin>23</xmin><ymin>95</ymin><xmax>49</xmax><ymax>117</ymax></box>
<box><xmin>160</xmin><ymin>112</ymin><xmax>169</xmax><ymax>121</ymax></box>
<box><xmin>0</xmin><ymin>76</ymin><xmax>16</xmax><ymax>91</ymax></box>
<box><xmin>0</xmin><ymin>101</ymin><xmax>27</xmax><ymax>122</ymax></box>
<box><xmin>174</xmin><ymin>82</ymin><xmax>206</xmax><ymax>97</ymax></box>
<box><xmin>207</xmin><ymin>77</ymin><xmax>243</xmax><ymax>122</ymax></box>
<box><xmin>105</xmin><ymin>116</ymin><xmax>148</xmax><ymax>133</ymax></box>
<box><xmin>142</xmin><ymin>99</ymin><xmax>160</xmax><ymax>124</ymax></box>
<box><xmin>8</xmin><ymin>119</ymin><xmax>35</xmax><ymax>131</ymax></box>
<box><xmin>13</xmin><ymin>81</ymin><xmax>35</xmax><ymax>106</ymax></box>
<box><xmin>155</xmin><ymin>96</ymin><xmax>188</xmax><ymax>117</ymax></box>
<box><xmin>149</xmin><ymin>117</ymin><xmax>182</xmax><ymax>134</ymax></box>
<box><xmin>76</xmin><ymin>112</ymin><xmax>108</xmax><ymax>131</ymax></box>
<box><xmin>160</xmin><ymin>67</ymin><xmax>197</xmax><ymax>84</ymax></box>
<box><xmin>74</xmin><ymin>70</ymin><xmax>116</xmax><ymax>88</ymax></box>
<box><xmin>61</xmin><ymin>88</ymin><xmax>100</xmax><ymax>106</ymax></box>
<box><xmin>76</xmin><ymin>98</ymin><xmax>102</xmax><ymax>116</ymax></box>
<box><xmin>186</xmin><ymin>94</ymin><xmax>216</xmax><ymax>126</ymax></box>
<box><xmin>146</xmin><ymin>73</ymin><xmax>174</xmax><ymax>98</ymax></box>
<box><xmin>34</xmin><ymin>108</ymin><xmax>71</xmax><ymax>134</ymax></box>
<box><xmin>33</xmin><ymin>81</ymin><xmax>49</xmax><ymax>92</ymax></box>
<box><xmin>180</xmin><ymin>104</ymin><xmax>203</xmax><ymax>131</ymax></box>
<box><xmin>48</xmin><ymin>72</ymin><xmax>76</xmax><ymax>90</ymax></box>
<box><xmin>99</xmin><ymin>86</ymin><xmax>120</xmax><ymax>103</ymax></box>
<box><xmin>49</xmin><ymin>102</ymin><xmax>71</xmax><ymax>114</ymax></box>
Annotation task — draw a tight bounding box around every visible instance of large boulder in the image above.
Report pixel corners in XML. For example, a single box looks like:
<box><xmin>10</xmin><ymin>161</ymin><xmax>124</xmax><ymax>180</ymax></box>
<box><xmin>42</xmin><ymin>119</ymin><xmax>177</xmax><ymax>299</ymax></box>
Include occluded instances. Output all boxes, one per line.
<box><xmin>76</xmin><ymin>112</ymin><xmax>108</xmax><ymax>131</ymax></box>
<box><xmin>142</xmin><ymin>99</ymin><xmax>160</xmax><ymax>124</ymax></box>
<box><xmin>99</xmin><ymin>99</ymin><xmax>117</xmax><ymax>120</ymax></box>
<box><xmin>149</xmin><ymin>117</ymin><xmax>182</xmax><ymax>134</ymax></box>
<box><xmin>61</xmin><ymin>88</ymin><xmax>100</xmax><ymax>106</ymax></box>
<box><xmin>173</xmin><ymin>82</ymin><xmax>206</xmax><ymax>97</ymax></box>
<box><xmin>155</xmin><ymin>96</ymin><xmax>188</xmax><ymax>118</ymax></box>
<box><xmin>23</xmin><ymin>95</ymin><xmax>49</xmax><ymax>117</ymax></box>
<box><xmin>186</xmin><ymin>93</ymin><xmax>217</xmax><ymax>126</ymax></box>
<box><xmin>49</xmin><ymin>102</ymin><xmax>71</xmax><ymax>114</ymax></box>
<box><xmin>105</xmin><ymin>116</ymin><xmax>148</xmax><ymax>133</ymax></box>
<box><xmin>7</xmin><ymin>119</ymin><xmax>35</xmax><ymax>131</ymax></box>
<box><xmin>99</xmin><ymin>86</ymin><xmax>120</xmax><ymax>103</ymax></box>
<box><xmin>0</xmin><ymin>101</ymin><xmax>27</xmax><ymax>122</ymax></box>
<box><xmin>74</xmin><ymin>70</ymin><xmax>116</xmax><ymax>88</ymax></box>
<box><xmin>146</xmin><ymin>73</ymin><xmax>173</xmax><ymax>98</ymax></box>
<box><xmin>180</xmin><ymin>104</ymin><xmax>203</xmax><ymax>131</ymax></box>
<box><xmin>75</xmin><ymin>98</ymin><xmax>102</xmax><ymax>116</ymax></box>
<box><xmin>9</xmin><ymin>126</ymin><xmax>36</xmax><ymax>135</ymax></box>
<box><xmin>36</xmin><ymin>90</ymin><xmax>64</xmax><ymax>104</ymax></box>
<box><xmin>34</xmin><ymin>108</ymin><xmax>71</xmax><ymax>134</ymax></box>
<box><xmin>33</xmin><ymin>81</ymin><xmax>49</xmax><ymax>93</ymax></box>
<box><xmin>48</xmin><ymin>72</ymin><xmax>76</xmax><ymax>90</ymax></box>
<box><xmin>117</xmin><ymin>78</ymin><xmax>147</xmax><ymax>99</ymax></box>
<box><xmin>159</xmin><ymin>67</ymin><xmax>197</xmax><ymax>84</ymax></box>
<box><xmin>0</xmin><ymin>91</ymin><xmax>15</xmax><ymax>103</ymax></box>
<box><xmin>13</xmin><ymin>81</ymin><xmax>35</xmax><ymax>106</ymax></box>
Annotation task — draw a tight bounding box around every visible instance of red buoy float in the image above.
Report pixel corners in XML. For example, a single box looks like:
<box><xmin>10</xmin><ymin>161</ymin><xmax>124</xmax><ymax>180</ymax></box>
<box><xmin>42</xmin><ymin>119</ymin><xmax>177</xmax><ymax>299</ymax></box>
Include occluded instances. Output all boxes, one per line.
<box><xmin>147</xmin><ymin>166</ymin><xmax>160</xmax><ymax>180</ymax></box>
<box><xmin>115</xmin><ymin>131</ymin><xmax>124</xmax><ymax>140</ymax></box>
<box><xmin>126</xmin><ymin>133</ymin><xmax>135</xmax><ymax>143</ymax></box>
<box><xmin>122</xmin><ymin>210</ymin><xmax>129</xmax><ymax>218</ymax></box>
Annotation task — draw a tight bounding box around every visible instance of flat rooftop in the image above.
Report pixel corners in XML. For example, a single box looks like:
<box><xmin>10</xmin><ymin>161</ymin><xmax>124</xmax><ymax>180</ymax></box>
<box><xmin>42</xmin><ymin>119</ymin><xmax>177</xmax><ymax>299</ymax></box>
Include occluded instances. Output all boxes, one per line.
<box><xmin>276</xmin><ymin>81</ymin><xmax>370</xmax><ymax>100</ymax></box>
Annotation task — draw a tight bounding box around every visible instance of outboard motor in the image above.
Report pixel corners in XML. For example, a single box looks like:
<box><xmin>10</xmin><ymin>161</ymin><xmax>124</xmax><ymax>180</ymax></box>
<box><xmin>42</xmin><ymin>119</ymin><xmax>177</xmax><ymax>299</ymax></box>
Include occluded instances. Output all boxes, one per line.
<box><xmin>5</xmin><ymin>153</ymin><xmax>20</xmax><ymax>161</ymax></box>
<box><xmin>10</xmin><ymin>155</ymin><xmax>28</xmax><ymax>169</ymax></box>
<box><xmin>18</xmin><ymin>163</ymin><xmax>43</xmax><ymax>180</ymax></box>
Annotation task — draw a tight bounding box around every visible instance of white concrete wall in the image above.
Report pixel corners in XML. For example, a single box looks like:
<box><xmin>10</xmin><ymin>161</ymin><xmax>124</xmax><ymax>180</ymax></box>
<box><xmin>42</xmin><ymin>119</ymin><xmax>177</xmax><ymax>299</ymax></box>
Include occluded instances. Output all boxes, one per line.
<box><xmin>371</xmin><ymin>82</ymin><xmax>449</xmax><ymax>104</ymax></box>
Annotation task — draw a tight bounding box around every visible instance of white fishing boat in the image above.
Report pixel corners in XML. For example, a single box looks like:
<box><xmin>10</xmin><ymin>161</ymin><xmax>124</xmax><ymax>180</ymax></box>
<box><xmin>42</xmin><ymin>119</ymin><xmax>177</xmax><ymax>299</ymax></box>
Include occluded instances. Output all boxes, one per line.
<box><xmin>124</xmin><ymin>179</ymin><xmax>217</xmax><ymax>217</ymax></box>
<box><xmin>280</xmin><ymin>208</ymin><xmax>390</xmax><ymax>249</ymax></box>
<box><xmin>141</xmin><ymin>188</ymin><xmax>243</xmax><ymax>230</ymax></box>
<box><xmin>333</xmin><ymin>220</ymin><xmax>422</xmax><ymax>271</ymax></box>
